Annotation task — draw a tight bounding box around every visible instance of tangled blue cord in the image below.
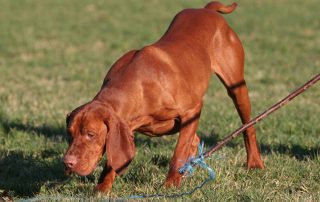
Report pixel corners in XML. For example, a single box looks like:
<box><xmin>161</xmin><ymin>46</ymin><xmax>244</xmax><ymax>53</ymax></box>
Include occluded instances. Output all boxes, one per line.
<box><xmin>178</xmin><ymin>141</ymin><xmax>215</xmax><ymax>179</ymax></box>
<box><xmin>19</xmin><ymin>142</ymin><xmax>215</xmax><ymax>201</ymax></box>
<box><xmin>126</xmin><ymin>141</ymin><xmax>215</xmax><ymax>199</ymax></box>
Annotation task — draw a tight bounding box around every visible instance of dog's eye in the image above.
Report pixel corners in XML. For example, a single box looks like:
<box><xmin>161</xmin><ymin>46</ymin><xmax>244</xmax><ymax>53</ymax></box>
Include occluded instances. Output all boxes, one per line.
<box><xmin>86</xmin><ymin>132</ymin><xmax>95</xmax><ymax>139</ymax></box>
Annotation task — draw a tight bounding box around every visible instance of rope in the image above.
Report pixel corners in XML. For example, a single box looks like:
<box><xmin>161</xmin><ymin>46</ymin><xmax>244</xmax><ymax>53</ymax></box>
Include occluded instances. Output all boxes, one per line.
<box><xmin>124</xmin><ymin>141</ymin><xmax>215</xmax><ymax>199</ymax></box>
<box><xmin>19</xmin><ymin>142</ymin><xmax>215</xmax><ymax>201</ymax></box>
<box><xmin>126</xmin><ymin>73</ymin><xmax>320</xmax><ymax>199</ymax></box>
<box><xmin>19</xmin><ymin>73</ymin><xmax>319</xmax><ymax>201</ymax></box>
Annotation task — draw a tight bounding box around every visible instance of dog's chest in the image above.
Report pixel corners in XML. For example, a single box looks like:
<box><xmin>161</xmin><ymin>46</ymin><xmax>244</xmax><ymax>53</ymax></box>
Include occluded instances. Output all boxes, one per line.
<box><xmin>130</xmin><ymin>115</ymin><xmax>180</xmax><ymax>136</ymax></box>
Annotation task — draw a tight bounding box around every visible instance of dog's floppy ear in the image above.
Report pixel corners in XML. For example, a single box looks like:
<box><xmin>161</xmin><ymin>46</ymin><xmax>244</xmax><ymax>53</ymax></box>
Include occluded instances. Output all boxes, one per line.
<box><xmin>104</xmin><ymin>113</ymin><xmax>135</xmax><ymax>175</ymax></box>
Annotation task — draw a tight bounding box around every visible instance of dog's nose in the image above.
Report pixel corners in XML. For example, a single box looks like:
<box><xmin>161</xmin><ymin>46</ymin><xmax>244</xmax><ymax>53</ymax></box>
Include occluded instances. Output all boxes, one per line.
<box><xmin>64</xmin><ymin>155</ymin><xmax>77</xmax><ymax>169</ymax></box>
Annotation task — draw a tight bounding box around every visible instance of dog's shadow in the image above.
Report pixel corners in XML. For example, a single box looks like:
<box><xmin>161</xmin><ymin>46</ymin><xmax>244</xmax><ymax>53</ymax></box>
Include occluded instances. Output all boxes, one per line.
<box><xmin>134</xmin><ymin>129</ymin><xmax>319</xmax><ymax>162</ymax></box>
<box><xmin>0</xmin><ymin>115</ymin><xmax>66</xmax><ymax>140</ymax></box>
<box><xmin>0</xmin><ymin>115</ymin><xmax>68</xmax><ymax>197</ymax></box>
<box><xmin>259</xmin><ymin>144</ymin><xmax>320</xmax><ymax>160</ymax></box>
<box><xmin>0</xmin><ymin>114</ymin><xmax>318</xmax><ymax>197</ymax></box>
<box><xmin>199</xmin><ymin>130</ymin><xmax>319</xmax><ymax>161</ymax></box>
<box><xmin>0</xmin><ymin>149</ymin><xmax>68</xmax><ymax>197</ymax></box>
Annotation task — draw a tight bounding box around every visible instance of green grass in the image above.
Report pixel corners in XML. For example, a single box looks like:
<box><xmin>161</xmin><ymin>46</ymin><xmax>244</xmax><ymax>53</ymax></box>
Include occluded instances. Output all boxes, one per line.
<box><xmin>0</xmin><ymin>0</ymin><xmax>319</xmax><ymax>201</ymax></box>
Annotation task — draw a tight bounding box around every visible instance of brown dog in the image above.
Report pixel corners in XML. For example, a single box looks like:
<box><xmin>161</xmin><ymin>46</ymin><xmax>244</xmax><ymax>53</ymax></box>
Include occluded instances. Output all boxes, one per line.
<box><xmin>63</xmin><ymin>1</ymin><xmax>264</xmax><ymax>193</ymax></box>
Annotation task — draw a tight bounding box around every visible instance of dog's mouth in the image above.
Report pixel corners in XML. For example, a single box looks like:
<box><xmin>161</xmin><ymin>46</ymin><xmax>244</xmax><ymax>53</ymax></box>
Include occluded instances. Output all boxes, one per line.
<box><xmin>64</xmin><ymin>162</ymin><xmax>99</xmax><ymax>177</ymax></box>
<box><xmin>64</xmin><ymin>165</ymin><xmax>73</xmax><ymax>176</ymax></box>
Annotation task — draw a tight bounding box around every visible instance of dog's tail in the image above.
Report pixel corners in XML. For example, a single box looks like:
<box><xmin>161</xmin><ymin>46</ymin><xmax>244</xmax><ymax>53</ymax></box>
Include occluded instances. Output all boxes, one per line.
<box><xmin>205</xmin><ymin>1</ymin><xmax>237</xmax><ymax>14</ymax></box>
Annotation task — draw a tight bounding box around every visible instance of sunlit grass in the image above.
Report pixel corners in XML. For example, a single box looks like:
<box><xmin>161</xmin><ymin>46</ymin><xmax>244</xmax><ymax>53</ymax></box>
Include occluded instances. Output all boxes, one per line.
<box><xmin>0</xmin><ymin>0</ymin><xmax>319</xmax><ymax>201</ymax></box>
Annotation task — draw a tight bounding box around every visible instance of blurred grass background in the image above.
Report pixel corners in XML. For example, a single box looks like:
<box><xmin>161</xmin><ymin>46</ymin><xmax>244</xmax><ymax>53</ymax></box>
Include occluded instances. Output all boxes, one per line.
<box><xmin>0</xmin><ymin>0</ymin><xmax>319</xmax><ymax>201</ymax></box>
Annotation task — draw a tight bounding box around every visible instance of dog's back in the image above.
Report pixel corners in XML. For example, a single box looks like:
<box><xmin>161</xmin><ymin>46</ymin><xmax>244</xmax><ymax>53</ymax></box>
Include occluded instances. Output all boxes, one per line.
<box><xmin>99</xmin><ymin>2</ymin><xmax>240</xmax><ymax>118</ymax></box>
<box><xmin>66</xmin><ymin>2</ymin><xmax>264</xmax><ymax>193</ymax></box>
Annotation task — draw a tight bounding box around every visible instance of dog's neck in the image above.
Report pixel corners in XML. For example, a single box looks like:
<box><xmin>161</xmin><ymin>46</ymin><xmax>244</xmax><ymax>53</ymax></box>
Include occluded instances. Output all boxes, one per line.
<box><xmin>93</xmin><ymin>88</ymin><xmax>139</xmax><ymax>124</ymax></box>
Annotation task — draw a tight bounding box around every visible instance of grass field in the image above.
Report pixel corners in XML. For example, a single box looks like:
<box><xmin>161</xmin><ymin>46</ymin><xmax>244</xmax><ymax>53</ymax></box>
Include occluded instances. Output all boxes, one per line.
<box><xmin>0</xmin><ymin>0</ymin><xmax>319</xmax><ymax>201</ymax></box>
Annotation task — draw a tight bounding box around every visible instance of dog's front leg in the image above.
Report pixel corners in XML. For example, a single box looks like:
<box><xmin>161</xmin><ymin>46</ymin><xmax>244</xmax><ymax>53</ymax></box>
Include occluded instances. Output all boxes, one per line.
<box><xmin>95</xmin><ymin>164</ymin><xmax>116</xmax><ymax>193</ymax></box>
<box><xmin>164</xmin><ymin>103</ymin><xmax>202</xmax><ymax>188</ymax></box>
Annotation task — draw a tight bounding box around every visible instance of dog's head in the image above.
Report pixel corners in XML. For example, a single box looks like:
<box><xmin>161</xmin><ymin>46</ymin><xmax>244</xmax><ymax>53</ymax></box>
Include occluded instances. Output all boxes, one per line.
<box><xmin>63</xmin><ymin>101</ymin><xmax>135</xmax><ymax>176</ymax></box>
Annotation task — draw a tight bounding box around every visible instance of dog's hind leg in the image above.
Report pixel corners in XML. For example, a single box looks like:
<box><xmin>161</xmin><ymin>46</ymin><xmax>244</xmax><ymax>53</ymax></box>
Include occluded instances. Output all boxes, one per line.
<box><xmin>213</xmin><ymin>29</ymin><xmax>264</xmax><ymax>169</ymax></box>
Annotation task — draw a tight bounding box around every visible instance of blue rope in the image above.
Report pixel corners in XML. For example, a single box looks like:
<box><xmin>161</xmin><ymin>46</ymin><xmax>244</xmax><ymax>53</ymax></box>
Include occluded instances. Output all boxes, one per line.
<box><xmin>179</xmin><ymin>141</ymin><xmax>215</xmax><ymax>179</ymax></box>
<box><xmin>19</xmin><ymin>142</ymin><xmax>215</xmax><ymax>201</ymax></box>
<box><xmin>125</xmin><ymin>141</ymin><xmax>215</xmax><ymax>199</ymax></box>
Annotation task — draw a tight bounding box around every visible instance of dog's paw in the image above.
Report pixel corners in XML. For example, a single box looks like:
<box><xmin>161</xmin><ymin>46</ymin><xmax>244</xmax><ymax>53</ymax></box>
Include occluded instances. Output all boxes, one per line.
<box><xmin>95</xmin><ymin>183</ymin><xmax>112</xmax><ymax>194</ymax></box>
<box><xmin>247</xmin><ymin>156</ymin><xmax>265</xmax><ymax>169</ymax></box>
<box><xmin>164</xmin><ymin>173</ymin><xmax>182</xmax><ymax>188</ymax></box>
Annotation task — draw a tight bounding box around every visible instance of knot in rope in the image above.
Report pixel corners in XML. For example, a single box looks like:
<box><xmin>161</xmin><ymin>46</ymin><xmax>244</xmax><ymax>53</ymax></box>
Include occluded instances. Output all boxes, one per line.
<box><xmin>178</xmin><ymin>141</ymin><xmax>215</xmax><ymax>180</ymax></box>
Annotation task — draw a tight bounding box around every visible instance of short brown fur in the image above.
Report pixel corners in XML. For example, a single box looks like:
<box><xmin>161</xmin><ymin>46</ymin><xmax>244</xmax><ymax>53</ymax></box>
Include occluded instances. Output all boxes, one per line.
<box><xmin>63</xmin><ymin>1</ymin><xmax>264</xmax><ymax>193</ymax></box>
